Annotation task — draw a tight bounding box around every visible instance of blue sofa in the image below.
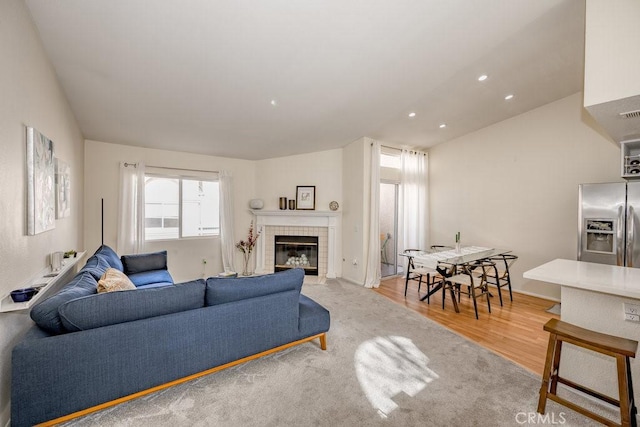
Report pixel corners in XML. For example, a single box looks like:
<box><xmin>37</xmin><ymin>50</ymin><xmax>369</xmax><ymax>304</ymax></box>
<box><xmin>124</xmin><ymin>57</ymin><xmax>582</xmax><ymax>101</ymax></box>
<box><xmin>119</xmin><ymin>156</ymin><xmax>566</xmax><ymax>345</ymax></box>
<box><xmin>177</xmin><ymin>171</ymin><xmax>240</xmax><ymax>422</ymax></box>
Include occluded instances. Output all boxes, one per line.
<box><xmin>11</xmin><ymin>246</ymin><xmax>330</xmax><ymax>427</ymax></box>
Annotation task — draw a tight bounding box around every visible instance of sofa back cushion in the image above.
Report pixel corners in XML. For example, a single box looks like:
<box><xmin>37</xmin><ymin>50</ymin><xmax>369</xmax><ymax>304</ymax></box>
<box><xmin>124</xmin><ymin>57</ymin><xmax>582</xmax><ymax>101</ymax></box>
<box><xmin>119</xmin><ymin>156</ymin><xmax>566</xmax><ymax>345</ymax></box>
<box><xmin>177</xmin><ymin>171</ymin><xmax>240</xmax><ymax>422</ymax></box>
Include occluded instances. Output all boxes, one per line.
<box><xmin>205</xmin><ymin>268</ymin><xmax>304</xmax><ymax>306</ymax></box>
<box><xmin>121</xmin><ymin>251</ymin><xmax>168</xmax><ymax>275</ymax></box>
<box><xmin>58</xmin><ymin>279</ymin><xmax>206</xmax><ymax>332</ymax></box>
<box><xmin>93</xmin><ymin>245</ymin><xmax>123</xmax><ymax>271</ymax></box>
<box><xmin>78</xmin><ymin>255</ymin><xmax>112</xmax><ymax>281</ymax></box>
<box><xmin>30</xmin><ymin>272</ymin><xmax>98</xmax><ymax>334</ymax></box>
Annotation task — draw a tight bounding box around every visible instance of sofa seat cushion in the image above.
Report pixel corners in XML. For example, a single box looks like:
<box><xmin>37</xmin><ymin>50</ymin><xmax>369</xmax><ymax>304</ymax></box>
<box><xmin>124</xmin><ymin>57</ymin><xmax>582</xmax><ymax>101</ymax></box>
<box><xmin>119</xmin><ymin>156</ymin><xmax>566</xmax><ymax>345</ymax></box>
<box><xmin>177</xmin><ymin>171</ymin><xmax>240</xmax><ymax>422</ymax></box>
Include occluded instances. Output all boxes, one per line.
<box><xmin>205</xmin><ymin>268</ymin><xmax>304</xmax><ymax>306</ymax></box>
<box><xmin>78</xmin><ymin>255</ymin><xmax>112</xmax><ymax>281</ymax></box>
<box><xmin>128</xmin><ymin>269</ymin><xmax>174</xmax><ymax>288</ymax></box>
<box><xmin>30</xmin><ymin>272</ymin><xmax>98</xmax><ymax>335</ymax></box>
<box><xmin>121</xmin><ymin>251</ymin><xmax>168</xmax><ymax>275</ymax></box>
<box><xmin>298</xmin><ymin>294</ymin><xmax>330</xmax><ymax>338</ymax></box>
<box><xmin>93</xmin><ymin>245</ymin><xmax>123</xmax><ymax>271</ymax></box>
<box><xmin>58</xmin><ymin>279</ymin><xmax>206</xmax><ymax>332</ymax></box>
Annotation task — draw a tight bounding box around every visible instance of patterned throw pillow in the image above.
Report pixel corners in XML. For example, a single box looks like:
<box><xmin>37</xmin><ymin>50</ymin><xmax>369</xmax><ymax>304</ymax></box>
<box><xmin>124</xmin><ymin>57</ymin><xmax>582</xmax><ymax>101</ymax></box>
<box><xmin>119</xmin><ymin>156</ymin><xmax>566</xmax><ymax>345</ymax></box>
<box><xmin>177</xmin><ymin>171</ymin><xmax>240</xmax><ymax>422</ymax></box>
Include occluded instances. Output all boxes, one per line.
<box><xmin>97</xmin><ymin>268</ymin><xmax>136</xmax><ymax>293</ymax></box>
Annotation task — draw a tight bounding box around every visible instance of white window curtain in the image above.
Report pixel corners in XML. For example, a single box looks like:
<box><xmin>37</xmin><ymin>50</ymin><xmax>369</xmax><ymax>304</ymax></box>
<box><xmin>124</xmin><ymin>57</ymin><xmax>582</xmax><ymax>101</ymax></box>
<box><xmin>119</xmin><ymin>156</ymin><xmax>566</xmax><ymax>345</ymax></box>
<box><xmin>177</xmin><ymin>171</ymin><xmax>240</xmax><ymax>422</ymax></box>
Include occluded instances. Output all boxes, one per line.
<box><xmin>364</xmin><ymin>141</ymin><xmax>381</xmax><ymax>288</ymax></box>
<box><xmin>398</xmin><ymin>150</ymin><xmax>428</xmax><ymax>256</ymax></box>
<box><xmin>117</xmin><ymin>161</ymin><xmax>145</xmax><ymax>255</ymax></box>
<box><xmin>219</xmin><ymin>170</ymin><xmax>235</xmax><ymax>273</ymax></box>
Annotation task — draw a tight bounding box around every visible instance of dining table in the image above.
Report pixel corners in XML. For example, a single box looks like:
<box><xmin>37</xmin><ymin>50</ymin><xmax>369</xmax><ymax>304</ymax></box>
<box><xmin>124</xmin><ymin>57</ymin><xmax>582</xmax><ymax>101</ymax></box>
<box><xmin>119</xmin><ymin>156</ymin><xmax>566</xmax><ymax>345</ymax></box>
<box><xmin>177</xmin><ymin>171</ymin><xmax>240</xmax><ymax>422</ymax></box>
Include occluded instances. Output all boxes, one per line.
<box><xmin>401</xmin><ymin>246</ymin><xmax>512</xmax><ymax>313</ymax></box>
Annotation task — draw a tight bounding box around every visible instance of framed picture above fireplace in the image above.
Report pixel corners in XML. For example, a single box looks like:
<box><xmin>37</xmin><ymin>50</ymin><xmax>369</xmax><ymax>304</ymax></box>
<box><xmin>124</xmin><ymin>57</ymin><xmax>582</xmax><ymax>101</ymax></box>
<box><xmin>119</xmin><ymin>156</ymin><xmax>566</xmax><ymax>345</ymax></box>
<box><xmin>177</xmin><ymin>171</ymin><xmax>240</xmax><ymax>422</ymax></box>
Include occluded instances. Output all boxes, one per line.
<box><xmin>296</xmin><ymin>186</ymin><xmax>315</xmax><ymax>210</ymax></box>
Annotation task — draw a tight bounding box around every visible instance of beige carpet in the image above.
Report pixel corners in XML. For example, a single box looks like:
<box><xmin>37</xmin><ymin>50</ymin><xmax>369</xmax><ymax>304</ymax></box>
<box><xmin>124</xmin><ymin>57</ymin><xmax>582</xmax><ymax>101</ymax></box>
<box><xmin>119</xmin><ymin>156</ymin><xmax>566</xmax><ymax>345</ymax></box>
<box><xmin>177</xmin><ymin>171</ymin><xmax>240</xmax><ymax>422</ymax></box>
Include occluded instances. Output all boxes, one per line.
<box><xmin>63</xmin><ymin>279</ymin><xmax>609</xmax><ymax>426</ymax></box>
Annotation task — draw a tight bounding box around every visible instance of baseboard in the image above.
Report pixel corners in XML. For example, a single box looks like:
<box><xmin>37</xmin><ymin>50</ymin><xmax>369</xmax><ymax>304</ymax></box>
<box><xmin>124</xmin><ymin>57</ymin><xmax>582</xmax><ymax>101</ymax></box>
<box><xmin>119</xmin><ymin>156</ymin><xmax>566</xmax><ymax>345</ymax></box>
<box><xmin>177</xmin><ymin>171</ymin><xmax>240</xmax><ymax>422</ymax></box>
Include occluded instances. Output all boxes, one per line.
<box><xmin>509</xmin><ymin>288</ymin><xmax>560</xmax><ymax>303</ymax></box>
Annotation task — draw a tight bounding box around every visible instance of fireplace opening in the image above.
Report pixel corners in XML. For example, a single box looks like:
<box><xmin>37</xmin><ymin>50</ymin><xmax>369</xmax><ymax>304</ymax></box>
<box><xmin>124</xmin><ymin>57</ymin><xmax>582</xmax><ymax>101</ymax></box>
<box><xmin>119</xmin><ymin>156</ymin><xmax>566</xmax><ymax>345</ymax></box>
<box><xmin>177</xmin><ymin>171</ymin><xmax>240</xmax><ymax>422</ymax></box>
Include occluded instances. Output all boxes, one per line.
<box><xmin>274</xmin><ymin>235</ymin><xmax>319</xmax><ymax>276</ymax></box>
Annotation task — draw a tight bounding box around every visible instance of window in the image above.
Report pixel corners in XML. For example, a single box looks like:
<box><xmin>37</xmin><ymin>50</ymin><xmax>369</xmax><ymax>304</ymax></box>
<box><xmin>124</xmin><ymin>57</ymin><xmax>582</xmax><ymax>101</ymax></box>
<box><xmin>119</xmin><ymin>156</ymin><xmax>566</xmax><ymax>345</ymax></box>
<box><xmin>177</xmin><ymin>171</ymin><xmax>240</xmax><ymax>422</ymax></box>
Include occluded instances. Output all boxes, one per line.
<box><xmin>380</xmin><ymin>147</ymin><xmax>401</xmax><ymax>169</ymax></box>
<box><xmin>145</xmin><ymin>173</ymin><xmax>219</xmax><ymax>241</ymax></box>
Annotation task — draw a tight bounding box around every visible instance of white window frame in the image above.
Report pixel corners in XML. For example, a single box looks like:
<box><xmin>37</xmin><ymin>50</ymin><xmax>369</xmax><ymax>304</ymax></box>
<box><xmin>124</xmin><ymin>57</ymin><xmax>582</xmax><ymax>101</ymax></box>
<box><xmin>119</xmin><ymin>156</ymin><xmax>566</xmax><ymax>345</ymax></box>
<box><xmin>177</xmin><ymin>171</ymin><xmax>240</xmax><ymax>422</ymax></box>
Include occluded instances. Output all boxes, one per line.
<box><xmin>144</xmin><ymin>167</ymin><xmax>220</xmax><ymax>242</ymax></box>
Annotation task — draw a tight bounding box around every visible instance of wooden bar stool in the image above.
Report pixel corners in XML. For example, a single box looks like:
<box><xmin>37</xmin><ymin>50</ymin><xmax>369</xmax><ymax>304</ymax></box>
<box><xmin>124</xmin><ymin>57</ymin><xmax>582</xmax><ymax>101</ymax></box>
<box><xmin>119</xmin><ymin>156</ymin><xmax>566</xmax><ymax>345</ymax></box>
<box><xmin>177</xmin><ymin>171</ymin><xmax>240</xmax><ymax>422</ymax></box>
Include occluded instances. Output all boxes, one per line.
<box><xmin>538</xmin><ymin>318</ymin><xmax>638</xmax><ymax>427</ymax></box>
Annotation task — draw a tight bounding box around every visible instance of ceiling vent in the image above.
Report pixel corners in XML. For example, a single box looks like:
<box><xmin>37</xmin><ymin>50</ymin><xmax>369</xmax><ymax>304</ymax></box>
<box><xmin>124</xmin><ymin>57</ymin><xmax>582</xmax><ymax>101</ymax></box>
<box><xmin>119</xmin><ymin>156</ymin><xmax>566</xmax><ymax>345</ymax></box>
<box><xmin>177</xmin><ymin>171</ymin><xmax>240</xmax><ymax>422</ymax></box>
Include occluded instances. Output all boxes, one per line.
<box><xmin>620</xmin><ymin>110</ymin><xmax>640</xmax><ymax>119</ymax></box>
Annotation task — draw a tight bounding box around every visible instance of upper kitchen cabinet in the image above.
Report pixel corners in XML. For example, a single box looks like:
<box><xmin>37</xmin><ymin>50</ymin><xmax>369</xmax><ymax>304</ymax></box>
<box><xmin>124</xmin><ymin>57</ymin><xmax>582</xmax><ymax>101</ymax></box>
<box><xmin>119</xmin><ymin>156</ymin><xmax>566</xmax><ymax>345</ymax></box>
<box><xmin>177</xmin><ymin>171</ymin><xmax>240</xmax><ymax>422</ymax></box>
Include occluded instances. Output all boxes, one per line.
<box><xmin>584</xmin><ymin>0</ymin><xmax>640</xmax><ymax>143</ymax></box>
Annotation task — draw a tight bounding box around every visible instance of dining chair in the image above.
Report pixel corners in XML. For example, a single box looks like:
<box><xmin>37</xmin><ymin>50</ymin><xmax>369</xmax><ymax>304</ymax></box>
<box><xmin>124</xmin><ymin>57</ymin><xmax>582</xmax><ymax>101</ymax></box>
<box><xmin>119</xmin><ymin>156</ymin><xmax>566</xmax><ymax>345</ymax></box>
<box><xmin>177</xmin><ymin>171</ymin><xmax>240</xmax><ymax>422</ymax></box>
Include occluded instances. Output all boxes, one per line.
<box><xmin>442</xmin><ymin>260</ymin><xmax>495</xmax><ymax>319</ymax></box>
<box><xmin>403</xmin><ymin>249</ymin><xmax>444</xmax><ymax>302</ymax></box>
<box><xmin>484</xmin><ymin>254</ymin><xmax>518</xmax><ymax>306</ymax></box>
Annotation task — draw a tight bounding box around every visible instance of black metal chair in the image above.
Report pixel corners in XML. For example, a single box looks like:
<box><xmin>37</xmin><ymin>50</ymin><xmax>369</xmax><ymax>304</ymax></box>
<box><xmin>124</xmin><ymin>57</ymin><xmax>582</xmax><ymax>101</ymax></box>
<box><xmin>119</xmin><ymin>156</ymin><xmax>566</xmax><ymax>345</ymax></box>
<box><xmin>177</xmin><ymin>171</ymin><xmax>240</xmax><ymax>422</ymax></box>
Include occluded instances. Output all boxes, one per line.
<box><xmin>403</xmin><ymin>249</ymin><xmax>444</xmax><ymax>303</ymax></box>
<box><xmin>442</xmin><ymin>260</ymin><xmax>496</xmax><ymax>319</ymax></box>
<box><xmin>484</xmin><ymin>254</ymin><xmax>518</xmax><ymax>306</ymax></box>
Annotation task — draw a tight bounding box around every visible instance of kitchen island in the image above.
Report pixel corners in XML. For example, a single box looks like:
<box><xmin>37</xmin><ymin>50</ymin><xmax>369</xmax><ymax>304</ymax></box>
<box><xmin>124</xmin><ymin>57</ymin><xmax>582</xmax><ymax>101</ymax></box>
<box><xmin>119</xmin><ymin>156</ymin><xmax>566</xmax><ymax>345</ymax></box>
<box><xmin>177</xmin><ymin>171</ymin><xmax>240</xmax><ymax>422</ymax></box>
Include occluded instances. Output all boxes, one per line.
<box><xmin>524</xmin><ymin>259</ymin><xmax>640</xmax><ymax>416</ymax></box>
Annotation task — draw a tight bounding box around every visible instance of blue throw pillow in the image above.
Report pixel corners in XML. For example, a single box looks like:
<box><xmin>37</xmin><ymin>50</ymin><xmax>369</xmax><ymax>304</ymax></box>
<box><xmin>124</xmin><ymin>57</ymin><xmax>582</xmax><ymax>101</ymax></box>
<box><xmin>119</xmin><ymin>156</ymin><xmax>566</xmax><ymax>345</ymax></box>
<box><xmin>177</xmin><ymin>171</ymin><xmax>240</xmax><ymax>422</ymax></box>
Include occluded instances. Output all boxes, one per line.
<box><xmin>58</xmin><ymin>279</ymin><xmax>206</xmax><ymax>332</ymax></box>
<box><xmin>205</xmin><ymin>268</ymin><xmax>304</xmax><ymax>306</ymax></box>
<box><xmin>93</xmin><ymin>245</ymin><xmax>123</xmax><ymax>271</ymax></box>
<box><xmin>121</xmin><ymin>251</ymin><xmax>168</xmax><ymax>275</ymax></box>
<box><xmin>30</xmin><ymin>272</ymin><xmax>98</xmax><ymax>335</ymax></box>
<box><xmin>128</xmin><ymin>269</ymin><xmax>174</xmax><ymax>288</ymax></box>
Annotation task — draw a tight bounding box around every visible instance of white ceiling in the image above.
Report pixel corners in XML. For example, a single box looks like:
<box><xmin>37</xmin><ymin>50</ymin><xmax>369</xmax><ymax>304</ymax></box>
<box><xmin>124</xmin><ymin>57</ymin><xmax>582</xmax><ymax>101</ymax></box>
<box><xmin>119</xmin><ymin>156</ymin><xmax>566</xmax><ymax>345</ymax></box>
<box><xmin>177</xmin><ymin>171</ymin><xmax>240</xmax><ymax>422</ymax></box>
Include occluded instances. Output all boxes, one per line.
<box><xmin>25</xmin><ymin>0</ymin><xmax>585</xmax><ymax>160</ymax></box>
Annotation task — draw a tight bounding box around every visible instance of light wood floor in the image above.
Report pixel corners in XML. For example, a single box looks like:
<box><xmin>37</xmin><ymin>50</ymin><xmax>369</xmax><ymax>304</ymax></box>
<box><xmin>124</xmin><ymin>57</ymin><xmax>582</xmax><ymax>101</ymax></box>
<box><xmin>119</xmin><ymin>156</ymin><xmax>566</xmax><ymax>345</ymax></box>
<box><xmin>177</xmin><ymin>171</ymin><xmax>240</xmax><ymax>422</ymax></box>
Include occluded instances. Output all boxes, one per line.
<box><xmin>374</xmin><ymin>275</ymin><xmax>559</xmax><ymax>376</ymax></box>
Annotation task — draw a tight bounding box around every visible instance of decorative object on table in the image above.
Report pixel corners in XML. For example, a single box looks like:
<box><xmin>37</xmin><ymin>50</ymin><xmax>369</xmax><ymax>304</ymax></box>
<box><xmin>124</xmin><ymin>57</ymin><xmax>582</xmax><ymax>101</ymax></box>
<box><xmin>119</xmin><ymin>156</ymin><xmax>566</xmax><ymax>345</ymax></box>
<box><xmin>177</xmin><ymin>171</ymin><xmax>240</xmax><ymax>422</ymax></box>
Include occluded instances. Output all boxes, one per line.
<box><xmin>329</xmin><ymin>201</ymin><xmax>339</xmax><ymax>211</ymax></box>
<box><xmin>296</xmin><ymin>186</ymin><xmax>316</xmax><ymax>210</ymax></box>
<box><xmin>26</xmin><ymin>126</ymin><xmax>56</xmax><ymax>235</ymax></box>
<box><xmin>217</xmin><ymin>271</ymin><xmax>238</xmax><ymax>278</ymax></box>
<box><xmin>236</xmin><ymin>220</ymin><xmax>261</xmax><ymax>276</ymax></box>
<box><xmin>288</xmin><ymin>199</ymin><xmax>296</xmax><ymax>210</ymax></box>
<box><xmin>279</xmin><ymin>197</ymin><xmax>287</xmax><ymax>210</ymax></box>
<box><xmin>55</xmin><ymin>158</ymin><xmax>71</xmax><ymax>218</ymax></box>
<box><xmin>10</xmin><ymin>287</ymin><xmax>39</xmax><ymax>303</ymax></box>
<box><xmin>455</xmin><ymin>232</ymin><xmax>461</xmax><ymax>253</ymax></box>
<box><xmin>249</xmin><ymin>198</ymin><xmax>264</xmax><ymax>210</ymax></box>
<box><xmin>50</xmin><ymin>251</ymin><xmax>64</xmax><ymax>271</ymax></box>
<box><xmin>63</xmin><ymin>250</ymin><xmax>77</xmax><ymax>258</ymax></box>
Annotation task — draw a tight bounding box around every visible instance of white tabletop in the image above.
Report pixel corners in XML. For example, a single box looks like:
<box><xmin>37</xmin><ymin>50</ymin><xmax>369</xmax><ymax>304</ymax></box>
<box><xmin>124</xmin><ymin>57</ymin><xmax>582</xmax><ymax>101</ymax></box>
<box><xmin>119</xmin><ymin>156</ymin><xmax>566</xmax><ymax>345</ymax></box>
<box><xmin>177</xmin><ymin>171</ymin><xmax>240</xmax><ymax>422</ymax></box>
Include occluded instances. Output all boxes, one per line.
<box><xmin>523</xmin><ymin>258</ymin><xmax>640</xmax><ymax>300</ymax></box>
<box><xmin>402</xmin><ymin>247</ymin><xmax>509</xmax><ymax>269</ymax></box>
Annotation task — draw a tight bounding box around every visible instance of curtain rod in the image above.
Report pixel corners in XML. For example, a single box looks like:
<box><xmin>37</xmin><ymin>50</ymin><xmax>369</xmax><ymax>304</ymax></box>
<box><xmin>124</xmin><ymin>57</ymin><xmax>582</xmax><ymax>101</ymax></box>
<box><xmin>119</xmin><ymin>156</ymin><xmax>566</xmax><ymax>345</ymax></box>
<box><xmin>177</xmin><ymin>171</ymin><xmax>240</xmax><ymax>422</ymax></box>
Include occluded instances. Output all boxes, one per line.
<box><xmin>371</xmin><ymin>143</ymin><xmax>427</xmax><ymax>156</ymax></box>
<box><xmin>123</xmin><ymin>162</ymin><xmax>218</xmax><ymax>174</ymax></box>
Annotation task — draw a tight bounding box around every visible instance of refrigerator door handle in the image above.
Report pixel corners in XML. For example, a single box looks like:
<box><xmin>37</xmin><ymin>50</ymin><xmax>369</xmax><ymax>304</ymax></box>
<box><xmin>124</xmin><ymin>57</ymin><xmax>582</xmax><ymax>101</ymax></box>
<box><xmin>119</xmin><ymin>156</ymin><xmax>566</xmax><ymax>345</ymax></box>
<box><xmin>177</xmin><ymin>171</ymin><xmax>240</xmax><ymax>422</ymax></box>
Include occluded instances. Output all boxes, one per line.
<box><xmin>618</xmin><ymin>205</ymin><xmax>625</xmax><ymax>266</ymax></box>
<box><xmin>628</xmin><ymin>205</ymin><xmax>635</xmax><ymax>268</ymax></box>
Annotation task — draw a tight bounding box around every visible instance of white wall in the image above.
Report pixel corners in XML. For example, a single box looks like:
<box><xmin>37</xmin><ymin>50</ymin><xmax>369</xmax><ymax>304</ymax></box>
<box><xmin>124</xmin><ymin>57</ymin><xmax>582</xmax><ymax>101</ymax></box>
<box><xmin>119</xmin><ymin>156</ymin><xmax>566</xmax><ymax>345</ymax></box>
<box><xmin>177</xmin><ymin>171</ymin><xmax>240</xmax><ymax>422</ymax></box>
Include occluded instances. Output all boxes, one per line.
<box><xmin>255</xmin><ymin>149</ymin><xmax>343</xmax><ymax>212</ymax></box>
<box><xmin>584</xmin><ymin>0</ymin><xmax>640</xmax><ymax>106</ymax></box>
<box><xmin>0</xmin><ymin>0</ymin><xmax>85</xmax><ymax>423</ymax></box>
<box><xmin>84</xmin><ymin>140</ymin><xmax>256</xmax><ymax>282</ymax></box>
<box><xmin>341</xmin><ymin>138</ymin><xmax>370</xmax><ymax>284</ymax></box>
<box><xmin>429</xmin><ymin>92</ymin><xmax>620</xmax><ymax>300</ymax></box>
<box><xmin>255</xmin><ymin>148</ymin><xmax>344</xmax><ymax>277</ymax></box>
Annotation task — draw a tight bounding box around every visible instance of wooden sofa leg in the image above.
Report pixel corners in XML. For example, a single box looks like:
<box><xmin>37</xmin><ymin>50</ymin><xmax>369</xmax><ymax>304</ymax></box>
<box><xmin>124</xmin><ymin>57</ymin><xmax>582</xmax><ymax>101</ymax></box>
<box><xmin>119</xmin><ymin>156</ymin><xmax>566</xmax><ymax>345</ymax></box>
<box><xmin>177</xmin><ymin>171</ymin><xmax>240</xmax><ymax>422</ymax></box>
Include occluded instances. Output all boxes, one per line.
<box><xmin>320</xmin><ymin>333</ymin><xmax>327</xmax><ymax>350</ymax></box>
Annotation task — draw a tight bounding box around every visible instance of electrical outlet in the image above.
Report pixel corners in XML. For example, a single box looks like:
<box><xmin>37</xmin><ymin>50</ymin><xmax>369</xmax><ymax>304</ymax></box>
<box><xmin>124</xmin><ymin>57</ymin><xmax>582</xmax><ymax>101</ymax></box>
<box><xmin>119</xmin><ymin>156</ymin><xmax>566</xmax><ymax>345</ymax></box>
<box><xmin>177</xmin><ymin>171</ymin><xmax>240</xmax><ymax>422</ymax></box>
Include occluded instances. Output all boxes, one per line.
<box><xmin>625</xmin><ymin>313</ymin><xmax>640</xmax><ymax>322</ymax></box>
<box><xmin>624</xmin><ymin>302</ymin><xmax>640</xmax><ymax>315</ymax></box>
<box><xmin>624</xmin><ymin>303</ymin><xmax>640</xmax><ymax>322</ymax></box>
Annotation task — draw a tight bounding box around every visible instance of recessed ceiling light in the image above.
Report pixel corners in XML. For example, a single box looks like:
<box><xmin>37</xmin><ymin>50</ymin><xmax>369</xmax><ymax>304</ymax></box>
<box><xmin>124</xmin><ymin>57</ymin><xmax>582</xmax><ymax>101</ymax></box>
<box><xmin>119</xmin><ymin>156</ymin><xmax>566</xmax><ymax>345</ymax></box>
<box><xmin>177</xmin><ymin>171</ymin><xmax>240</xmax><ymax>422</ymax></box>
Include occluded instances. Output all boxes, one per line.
<box><xmin>270</xmin><ymin>99</ymin><xmax>278</xmax><ymax>106</ymax></box>
<box><xmin>439</xmin><ymin>123</ymin><xmax>447</xmax><ymax>129</ymax></box>
<box><xmin>408</xmin><ymin>112</ymin><xmax>416</xmax><ymax>118</ymax></box>
<box><xmin>478</xmin><ymin>74</ymin><xmax>488</xmax><ymax>82</ymax></box>
<box><xmin>504</xmin><ymin>94</ymin><xmax>514</xmax><ymax>100</ymax></box>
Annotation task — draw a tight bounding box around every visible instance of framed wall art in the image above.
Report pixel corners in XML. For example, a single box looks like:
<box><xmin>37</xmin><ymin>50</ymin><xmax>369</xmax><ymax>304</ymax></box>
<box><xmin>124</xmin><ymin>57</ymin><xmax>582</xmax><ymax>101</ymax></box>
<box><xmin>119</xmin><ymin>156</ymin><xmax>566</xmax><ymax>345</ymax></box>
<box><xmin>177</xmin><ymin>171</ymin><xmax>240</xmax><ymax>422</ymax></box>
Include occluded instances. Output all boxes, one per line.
<box><xmin>26</xmin><ymin>126</ymin><xmax>56</xmax><ymax>235</ymax></box>
<box><xmin>55</xmin><ymin>158</ymin><xmax>71</xmax><ymax>218</ymax></box>
<box><xmin>296</xmin><ymin>185</ymin><xmax>316</xmax><ymax>210</ymax></box>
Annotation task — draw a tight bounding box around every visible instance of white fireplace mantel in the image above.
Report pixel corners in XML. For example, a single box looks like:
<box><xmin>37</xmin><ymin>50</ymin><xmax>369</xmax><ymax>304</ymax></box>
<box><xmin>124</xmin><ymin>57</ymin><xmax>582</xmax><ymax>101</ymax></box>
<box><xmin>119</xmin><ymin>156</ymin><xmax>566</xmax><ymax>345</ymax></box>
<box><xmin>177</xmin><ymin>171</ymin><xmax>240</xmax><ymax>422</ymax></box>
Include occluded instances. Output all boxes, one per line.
<box><xmin>252</xmin><ymin>210</ymin><xmax>341</xmax><ymax>278</ymax></box>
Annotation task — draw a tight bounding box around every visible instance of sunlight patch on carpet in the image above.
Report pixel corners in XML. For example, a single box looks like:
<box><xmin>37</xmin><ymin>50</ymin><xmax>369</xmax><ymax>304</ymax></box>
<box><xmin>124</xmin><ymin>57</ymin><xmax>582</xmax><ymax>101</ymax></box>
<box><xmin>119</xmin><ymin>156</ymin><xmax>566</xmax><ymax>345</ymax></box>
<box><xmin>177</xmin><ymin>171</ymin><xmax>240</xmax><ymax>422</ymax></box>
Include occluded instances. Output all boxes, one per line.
<box><xmin>354</xmin><ymin>336</ymin><xmax>439</xmax><ymax>417</ymax></box>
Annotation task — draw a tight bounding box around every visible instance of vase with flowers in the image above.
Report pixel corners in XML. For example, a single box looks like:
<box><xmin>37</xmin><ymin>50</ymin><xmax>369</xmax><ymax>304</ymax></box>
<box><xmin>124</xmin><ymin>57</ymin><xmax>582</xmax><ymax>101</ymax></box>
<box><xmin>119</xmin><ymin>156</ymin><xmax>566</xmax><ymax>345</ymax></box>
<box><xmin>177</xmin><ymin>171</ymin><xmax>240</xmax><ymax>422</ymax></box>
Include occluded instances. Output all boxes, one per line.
<box><xmin>236</xmin><ymin>220</ymin><xmax>261</xmax><ymax>276</ymax></box>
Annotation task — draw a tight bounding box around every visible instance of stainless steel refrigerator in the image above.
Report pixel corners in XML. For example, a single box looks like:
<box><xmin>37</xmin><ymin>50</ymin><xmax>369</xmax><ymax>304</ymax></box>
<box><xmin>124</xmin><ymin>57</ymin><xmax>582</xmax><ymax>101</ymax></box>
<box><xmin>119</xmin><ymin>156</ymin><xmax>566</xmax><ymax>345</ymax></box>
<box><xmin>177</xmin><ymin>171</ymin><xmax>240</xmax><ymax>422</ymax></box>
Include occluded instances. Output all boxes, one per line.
<box><xmin>578</xmin><ymin>182</ymin><xmax>640</xmax><ymax>267</ymax></box>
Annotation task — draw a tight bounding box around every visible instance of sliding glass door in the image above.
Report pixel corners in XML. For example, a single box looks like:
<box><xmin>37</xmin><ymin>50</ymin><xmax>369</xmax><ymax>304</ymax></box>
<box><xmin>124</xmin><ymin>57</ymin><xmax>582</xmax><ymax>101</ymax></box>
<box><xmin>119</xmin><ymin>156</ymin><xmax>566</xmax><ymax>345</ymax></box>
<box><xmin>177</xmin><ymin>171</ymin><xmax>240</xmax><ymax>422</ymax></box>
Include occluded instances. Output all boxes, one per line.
<box><xmin>380</xmin><ymin>181</ymin><xmax>400</xmax><ymax>277</ymax></box>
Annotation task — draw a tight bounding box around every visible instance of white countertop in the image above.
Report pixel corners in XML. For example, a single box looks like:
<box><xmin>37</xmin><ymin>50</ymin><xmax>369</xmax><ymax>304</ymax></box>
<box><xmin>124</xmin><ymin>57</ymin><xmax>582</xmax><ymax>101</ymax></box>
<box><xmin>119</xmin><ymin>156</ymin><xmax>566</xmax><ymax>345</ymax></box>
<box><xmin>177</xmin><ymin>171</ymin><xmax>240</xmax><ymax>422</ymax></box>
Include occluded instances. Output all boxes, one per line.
<box><xmin>523</xmin><ymin>258</ymin><xmax>640</xmax><ymax>300</ymax></box>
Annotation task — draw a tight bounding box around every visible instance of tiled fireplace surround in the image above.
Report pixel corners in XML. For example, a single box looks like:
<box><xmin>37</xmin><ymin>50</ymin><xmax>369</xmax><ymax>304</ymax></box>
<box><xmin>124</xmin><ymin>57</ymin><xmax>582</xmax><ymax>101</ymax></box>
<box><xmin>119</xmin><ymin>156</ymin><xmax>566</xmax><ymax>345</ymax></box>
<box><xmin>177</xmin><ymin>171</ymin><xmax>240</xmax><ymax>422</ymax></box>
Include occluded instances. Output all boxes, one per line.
<box><xmin>252</xmin><ymin>210</ymin><xmax>340</xmax><ymax>281</ymax></box>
